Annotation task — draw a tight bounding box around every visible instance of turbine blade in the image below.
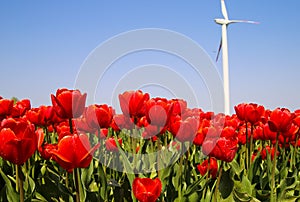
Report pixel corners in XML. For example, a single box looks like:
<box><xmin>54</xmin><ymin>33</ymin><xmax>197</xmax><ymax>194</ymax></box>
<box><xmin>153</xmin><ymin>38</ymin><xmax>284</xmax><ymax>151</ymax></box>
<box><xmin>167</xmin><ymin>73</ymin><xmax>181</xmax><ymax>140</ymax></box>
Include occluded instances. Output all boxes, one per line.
<box><xmin>221</xmin><ymin>0</ymin><xmax>229</xmax><ymax>20</ymax></box>
<box><xmin>230</xmin><ymin>20</ymin><xmax>260</xmax><ymax>24</ymax></box>
<box><xmin>216</xmin><ymin>38</ymin><xmax>222</xmax><ymax>62</ymax></box>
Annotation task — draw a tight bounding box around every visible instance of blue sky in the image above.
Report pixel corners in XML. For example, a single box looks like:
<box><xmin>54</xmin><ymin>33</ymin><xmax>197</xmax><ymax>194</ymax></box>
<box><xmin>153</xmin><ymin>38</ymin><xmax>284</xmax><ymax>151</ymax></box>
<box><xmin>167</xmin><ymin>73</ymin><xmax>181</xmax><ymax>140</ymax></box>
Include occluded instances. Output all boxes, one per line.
<box><xmin>0</xmin><ymin>1</ymin><xmax>300</xmax><ymax>113</ymax></box>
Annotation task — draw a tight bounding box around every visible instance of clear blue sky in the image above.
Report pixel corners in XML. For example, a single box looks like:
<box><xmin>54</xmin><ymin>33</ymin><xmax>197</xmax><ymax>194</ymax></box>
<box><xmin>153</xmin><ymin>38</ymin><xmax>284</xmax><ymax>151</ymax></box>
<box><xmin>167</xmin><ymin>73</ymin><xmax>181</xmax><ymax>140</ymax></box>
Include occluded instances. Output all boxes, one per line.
<box><xmin>1</xmin><ymin>1</ymin><xmax>300</xmax><ymax>113</ymax></box>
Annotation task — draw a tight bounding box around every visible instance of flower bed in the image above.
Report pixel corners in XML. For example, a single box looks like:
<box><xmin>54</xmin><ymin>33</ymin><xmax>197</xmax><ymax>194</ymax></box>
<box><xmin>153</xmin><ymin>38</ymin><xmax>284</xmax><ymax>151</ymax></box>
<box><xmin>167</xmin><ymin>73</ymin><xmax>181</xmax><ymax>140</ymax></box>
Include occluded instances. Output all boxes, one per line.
<box><xmin>0</xmin><ymin>89</ymin><xmax>299</xmax><ymax>202</ymax></box>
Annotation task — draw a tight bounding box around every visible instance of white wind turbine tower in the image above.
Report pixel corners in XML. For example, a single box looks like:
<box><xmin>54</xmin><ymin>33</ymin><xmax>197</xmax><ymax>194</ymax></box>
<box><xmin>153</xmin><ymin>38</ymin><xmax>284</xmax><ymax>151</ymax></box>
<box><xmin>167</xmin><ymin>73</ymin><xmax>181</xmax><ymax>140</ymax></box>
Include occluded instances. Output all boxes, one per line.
<box><xmin>215</xmin><ymin>0</ymin><xmax>258</xmax><ymax>115</ymax></box>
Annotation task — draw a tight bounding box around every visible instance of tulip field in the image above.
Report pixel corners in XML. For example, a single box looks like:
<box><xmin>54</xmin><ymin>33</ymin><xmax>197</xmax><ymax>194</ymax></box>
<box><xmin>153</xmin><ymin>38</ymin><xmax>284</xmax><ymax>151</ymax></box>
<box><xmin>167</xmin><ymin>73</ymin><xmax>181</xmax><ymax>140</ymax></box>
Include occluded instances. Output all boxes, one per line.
<box><xmin>0</xmin><ymin>89</ymin><xmax>300</xmax><ymax>202</ymax></box>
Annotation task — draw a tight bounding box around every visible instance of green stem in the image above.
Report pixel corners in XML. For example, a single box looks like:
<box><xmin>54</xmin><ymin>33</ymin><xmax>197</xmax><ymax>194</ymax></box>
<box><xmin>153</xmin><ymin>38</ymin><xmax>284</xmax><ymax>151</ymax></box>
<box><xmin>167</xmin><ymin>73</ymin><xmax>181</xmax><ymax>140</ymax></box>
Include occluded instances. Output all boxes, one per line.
<box><xmin>245</xmin><ymin>122</ymin><xmax>249</xmax><ymax>171</ymax></box>
<box><xmin>157</xmin><ymin>127</ymin><xmax>162</xmax><ymax>178</ymax></box>
<box><xmin>74</xmin><ymin>168</ymin><xmax>80</xmax><ymax>202</ymax></box>
<box><xmin>293</xmin><ymin>132</ymin><xmax>299</xmax><ymax>168</ymax></box>
<box><xmin>18</xmin><ymin>165</ymin><xmax>24</xmax><ymax>202</ymax></box>
<box><xmin>178</xmin><ymin>153</ymin><xmax>184</xmax><ymax>200</ymax></box>
<box><xmin>207</xmin><ymin>157</ymin><xmax>211</xmax><ymax>178</ymax></box>
<box><xmin>214</xmin><ymin>161</ymin><xmax>223</xmax><ymax>202</ymax></box>
<box><xmin>15</xmin><ymin>164</ymin><xmax>19</xmax><ymax>192</ymax></box>
<box><xmin>65</xmin><ymin>172</ymin><xmax>69</xmax><ymax>188</ymax></box>
<box><xmin>283</xmin><ymin>137</ymin><xmax>286</xmax><ymax>164</ymax></box>
<box><xmin>203</xmin><ymin>157</ymin><xmax>210</xmax><ymax>199</ymax></box>
<box><xmin>249</xmin><ymin>124</ymin><xmax>254</xmax><ymax>164</ymax></box>
<box><xmin>271</xmin><ymin>131</ymin><xmax>279</xmax><ymax>202</ymax></box>
<box><xmin>45</xmin><ymin>126</ymin><xmax>50</xmax><ymax>143</ymax></box>
<box><xmin>69</xmin><ymin>118</ymin><xmax>73</xmax><ymax>134</ymax></box>
<box><xmin>132</xmin><ymin>128</ymin><xmax>137</xmax><ymax>168</ymax></box>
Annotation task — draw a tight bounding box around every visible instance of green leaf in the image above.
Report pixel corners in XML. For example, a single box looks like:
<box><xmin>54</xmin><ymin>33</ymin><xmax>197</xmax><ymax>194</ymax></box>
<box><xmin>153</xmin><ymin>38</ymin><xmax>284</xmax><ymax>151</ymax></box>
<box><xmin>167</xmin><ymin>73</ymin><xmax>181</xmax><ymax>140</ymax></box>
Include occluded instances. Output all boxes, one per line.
<box><xmin>233</xmin><ymin>189</ymin><xmax>252</xmax><ymax>202</ymax></box>
<box><xmin>33</xmin><ymin>192</ymin><xmax>48</xmax><ymax>201</ymax></box>
<box><xmin>114</xmin><ymin>136</ymin><xmax>135</xmax><ymax>186</ymax></box>
<box><xmin>233</xmin><ymin>175</ymin><xmax>258</xmax><ymax>202</ymax></box>
<box><xmin>81</xmin><ymin>160</ymin><xmax>94</xmax><ymax>188</ymax></box>
<box><xmin>278</xmin><ymin>174</ymin><xmax>298</xmax><ymax>200</ymax></box>
<box><xmin>202</xmin><ymin>185</ymin><xmax>213</xmax><ymax>202</ymax></box>
<box><xmin>248</xmin><ymin>152</ymin><xmax>260</xmax><ymax>182</ymax></box>
<box><xmin>35</xmin><ymin>175</ymin><xmax>73</xmax><ymax>202</ymax></box>
<box><xmin>241</xmin><ymin>175</ymin><xmax>253</xmax><ymax>194</ymax></box>
<box><xmin>187</xmin><ymin>192</ymin><xmax>199</xmax><ymax>201</ymax></box>
<box><xmin>256</xmin><ymin>190</ymin><xmax>270</xmax><ymax>201</ymax></box>
<box><xmin>184</xmin><ymin>174</ymin><xmax>207</xmax><ymax>197</ymax></box>
<box><xmin>75</xmin><ymin>169</ymin><xmax>86</xmax><ymax>202</ymax></box>
<box><xmin>230</xmin><ymin>159</ymin><xmax>243</xmax><ymax>177</ymax></box>
<box><xmin>0</xmin><ymin>168</ymin><xmax>19</xmax><ymax>202</ymax></box>
<box><xmin>24</xmin><ymin>173</ymin><xmax>36</xmax><ymax>202</ymax></box>
<box><xmin>219</xmin><ymin>170</ymin><xmax>234</xmax><ymax>199</ymax></box>
<box><xmin>172</xmin><ymin>164</ymin><xmax>180</xmax><ymax>191</ymax></box>
<box><xmin>98</xmin><ymin>164</ymin><xmax>107</xmax><ymax>200</ymax></box>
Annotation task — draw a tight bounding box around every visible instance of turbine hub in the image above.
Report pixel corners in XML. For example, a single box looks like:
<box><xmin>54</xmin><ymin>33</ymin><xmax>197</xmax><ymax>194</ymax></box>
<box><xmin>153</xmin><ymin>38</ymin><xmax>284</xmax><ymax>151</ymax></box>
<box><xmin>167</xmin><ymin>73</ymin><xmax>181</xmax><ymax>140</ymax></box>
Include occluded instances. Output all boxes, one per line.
<box><xmin>215</xmin><ymin>18</ymin><xmax>230</xmax><ymax>25</ymax></box>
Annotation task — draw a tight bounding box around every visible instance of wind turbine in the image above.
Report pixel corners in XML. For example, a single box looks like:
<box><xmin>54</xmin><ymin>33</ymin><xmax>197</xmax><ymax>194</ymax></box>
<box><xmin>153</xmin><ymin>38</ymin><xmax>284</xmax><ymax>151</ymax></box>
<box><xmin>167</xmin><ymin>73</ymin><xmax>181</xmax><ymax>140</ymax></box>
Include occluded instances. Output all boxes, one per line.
<box><xmin>215</xmin><ymin>0</ymin><xmax>258</xmax><ymax>115</ymax></box>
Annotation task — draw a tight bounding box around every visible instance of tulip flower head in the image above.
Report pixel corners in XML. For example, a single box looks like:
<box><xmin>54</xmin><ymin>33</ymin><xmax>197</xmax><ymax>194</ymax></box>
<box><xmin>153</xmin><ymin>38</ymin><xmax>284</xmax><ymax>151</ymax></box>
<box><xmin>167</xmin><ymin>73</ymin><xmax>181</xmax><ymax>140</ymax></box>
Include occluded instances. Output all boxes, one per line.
<box><xmin>0</xmin><ymin>118</ymin><xmax>37</xmax><ymax>165</ymax></box>
<box><xmin>197</xmin><ymin>157</ymin><xmax>218</xmax><ymax>178</ymax></box>
<box><xmin>105</xmin><ymin>137</ymin><xmax>122</xmax><ymax>152</ymax></box>
<box><xmin>119</xmin><ymin>90</ymin><xmax>150</xmax><ymax>120</ymax></box>
<box><xmin>0</xmin><ymin>98</ymin><xmax>14</xmax><ymax>119</ymax></box>
<box><xmin>234</xmin><ymin>103</ymin><xmax>265</xmax><ymax>125</ymax></box>
<box><xmin>51</xmin><ymin>88</ymin><xmax>87</xmax><ymax>119</ymax></box>
<box><xmin>51</xmin><ymin>133</ymin><xmax>99</xmax><ymax>172</ymax></box>
<box><xmin>132</xmin><ymin>177</ymin><xmax>162</xmax><ymax>202</ymax></box>
<box><xmin>268</xmin><ymin>108</ymin><xmax>294</xmax><ymax>133</ymax></box>
<box><xmin>85</xmin><ymin>104</ymin><xmax>115</xmax><ymax>130</ymax></box>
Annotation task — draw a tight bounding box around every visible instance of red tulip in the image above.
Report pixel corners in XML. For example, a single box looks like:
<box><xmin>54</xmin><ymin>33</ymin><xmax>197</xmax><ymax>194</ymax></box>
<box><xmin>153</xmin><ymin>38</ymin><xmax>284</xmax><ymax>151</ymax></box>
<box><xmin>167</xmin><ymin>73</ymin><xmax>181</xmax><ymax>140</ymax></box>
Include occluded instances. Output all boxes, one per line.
<box><xmin>252</xmin><ymin>124</ymin><xmax>264</xmax><ymax>140</ymax></box>
<box><xmin>268</xmin><ymin>108</ymin><xmax>294</xmax><ymax>133</ymax></box>
<box><xmin>202</xmin><ymin>136</ymin><xmax>238</xmax><ymax>162</ymax></box>
<box><xmin>0</xmin><ymin>98</ymin><xmax>14</xmax><ymax>118</ymax></box>
<box><xmin>282</xmin><ymin>122</ymin><xmax>299</xmax><ymax>138</ymax></box>
<box><xmin>48</xmin><ymin>106</ymin><xmax>65</xmax><ymax>125</ymax></box>
<box><xmin>220</xmin><ymin>126</ymin><xmax>237</xmax><ymax>139</ymax></box>
<box><xmin>169</xmin><ymin>116</ymin><xmax>199</xmax><ymax>142</ymax></box>
<box><xmin>132</xmin><ymin>177</ymin><xmax>162</xmax><ymax>202</ymax></box>
<box><xmin>145</xmin><ymin>97</ymin><xmax>170</xmax><ymax>127</ymax></box>
<box><xmin>260</xmin><ymin>146</ymin><xmax>278</xmax><ymax>160</ymax></box>
<box><xmin>182</xmin><ymin>108</ymin><xmax>204</xmax><ymax>120</ymax></box>
<box><xmin>0</xmin><ymin>118</ymin><xmax>37</xmax><ymax>165</ymax></box>
<box><xmin>234</xmin><ymin>103</ymin><xmax>265</xmax><ymax>125</ymax></box>
<box><xmin>26</xmin><ymin>105</ymin><xmax>54</xmax><ymax>126</ymax></box>
<box><xmin>168</xmin><ymin>98</ymin><xmax>187</xmax><ymax>116</ymax></box>
<box><xmin>11</xmin><ymin>99</ymin><xmax>31</xmax><ymax>117</ymax></box>
<box><xmin>119</xmin><ymin>90</ymin><xmax>149</xmax><ymax>119</ymax></box>
<box><xmin>237</xmin><ymin>125</ymin><xmax>251</xmax><ymax>145</ymax></box>
<box><xmin>51</xmin><ymin>88</ymin><xmax>87</xmax><ymax>119</ymax></box>
<box><xmin>39</xmin><ymin>143</ymin><xmax>58</xmax><ymax>160</ymax></box>
<box><xmin>137</xmin><ymin>115</ymin><xmax>167</xmax><ymax>138</ymax></box>
<box><xmin>51</xmin><ymin>133</ymin><xmax>99</xmax><ymax>172</ymax></box>
<box><xmin>111</xmin><ymin>114</ymin><xmax>134</xmax><ymax>131</ymax></box>
<box><xmin>97</xmin><ymin>128</ymin><xmax>108</xmax><ymax>139</ymax></box>
<box><xmin>36</xmin><ymin>128</ymin><xmax>57</xmax><ymax>160</ymax></box>
<box><xmin>85</xmin><ymin>104</ymin><xmax>115</xmax><ymax>129</ymax></box>
<box><xmin>143</xmin><ymin>123</ymin><xmax>161</xmax><ymax>139</ymax></box>
<box><xmin>225</xmin><ymin>114</ymin><xmax>241</xmax><ymax>129</ymax></box>
<box><xmin>262</xmin><ymin>123</ymin><xmax>277</xmax><ymax>141</ymax></box>
<box><xmin>293</xmin><ymin>110</ymin><xmax>300</xmax><ymax>127</ymax></box>
<box><xmin>197</xmin><ymin>157</ymin><xmax>218</xmax><ymax>178</ymax></box>
<box><xmin>73</xmin><ymin>117</ymin><xmax>95</xmax><ymax>133</ymax></box>
<box><xmin>56</xmin><ymin>121</ymin><xmax>77</xmax><ymax>141</ymax></box>
<box><xmin>105</xmin><ymin>137</ymin><xmax>122</xmax><ymax>152</ymax></box>
<box><xmin>193</xmin><ymin>119</ymin><xmax>210</xmax><ymax>146</ymax></box>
